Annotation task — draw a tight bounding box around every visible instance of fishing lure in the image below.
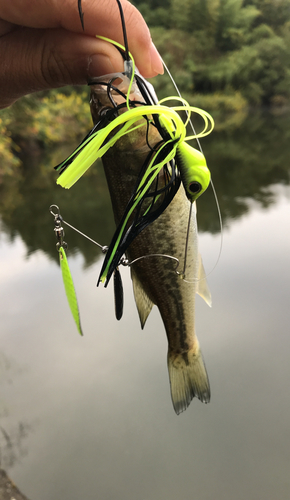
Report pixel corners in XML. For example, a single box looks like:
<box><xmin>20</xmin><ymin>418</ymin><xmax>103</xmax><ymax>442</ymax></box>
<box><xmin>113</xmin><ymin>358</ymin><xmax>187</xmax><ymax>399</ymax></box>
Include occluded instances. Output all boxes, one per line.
<box><xmin>55</xmin><ymin>72</ymin><xmax>214</xmax><ymax>283</ymax></box>
<box><xmin>49</xmin><ymin>204</ymin><xmax>127</xmax><ymax>327</ymax></box>
<box><xmin>50</xmin><ymin>205</ymin><xmax>83</xmax><ymax>336</ymax></box>
<box><xmin>52</xmin><ymin>0</ymin><xmax>215</xmax><ymax>311</ymax></box>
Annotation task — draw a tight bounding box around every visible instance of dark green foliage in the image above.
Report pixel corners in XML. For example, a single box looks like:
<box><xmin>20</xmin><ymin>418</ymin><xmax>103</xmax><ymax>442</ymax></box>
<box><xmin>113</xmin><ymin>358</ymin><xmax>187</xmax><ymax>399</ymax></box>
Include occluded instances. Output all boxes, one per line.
<box><xmin>132</xmin><ymin>0</ymin><xmax>290</xmax><ymax>106</ymax></box>
<box><xmin>245</xmin><ymin>0</ymin><xmax>290</xmax><ymax>30</ymax></box>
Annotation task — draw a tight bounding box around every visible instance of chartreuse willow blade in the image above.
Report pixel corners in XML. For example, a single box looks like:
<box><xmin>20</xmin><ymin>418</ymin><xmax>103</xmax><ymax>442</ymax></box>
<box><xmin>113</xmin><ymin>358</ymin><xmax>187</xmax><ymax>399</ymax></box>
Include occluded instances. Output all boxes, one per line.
<box><xmin>59</xmin><ymin>246</ymin><xmax>83</xmax><ymax>336</ymax></box>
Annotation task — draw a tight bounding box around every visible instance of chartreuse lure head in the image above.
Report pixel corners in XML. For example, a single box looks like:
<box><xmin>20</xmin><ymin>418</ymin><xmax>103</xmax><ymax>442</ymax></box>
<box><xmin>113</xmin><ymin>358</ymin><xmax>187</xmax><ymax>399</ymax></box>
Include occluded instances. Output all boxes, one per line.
<box><xmin>176</xmin><ymin>141</ymin><xmax>211</xmax><ymax>202</ymax></box>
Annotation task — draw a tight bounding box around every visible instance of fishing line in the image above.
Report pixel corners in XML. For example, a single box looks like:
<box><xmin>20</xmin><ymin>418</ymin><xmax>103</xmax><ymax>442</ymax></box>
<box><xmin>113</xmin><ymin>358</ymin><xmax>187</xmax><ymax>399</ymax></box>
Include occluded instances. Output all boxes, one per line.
<box><xmin>116</xmin><ymin>0</ymin><xmax>130</xmax><ymax>62</ymax></box>
<box><xmin>107</xmin><ymin>79</ymin><xmax>119</xmax><ymax>109</ymax></box>
<box><xmin>162</xmin><ymin>59</ymin><xmax>203</xmax><ymax>153</ymax></box>
<box><xmin>176</xmin><ymin>202</ymin><xmax>193</xmax><ymax>279</ymax></box>
<box><xmin>78</xmin><ymin>0</ymin><xmax>85</xmax><ymax>31</ymax></box>
<box><xmin>95</xmin><ymin>36</ymin><xmax>135</xmax><ymax>110</ymax></box>
<box><xmin>162</xmin><ymin>57</ymin><xmax>223</xmax><ymax>280</ymax></box>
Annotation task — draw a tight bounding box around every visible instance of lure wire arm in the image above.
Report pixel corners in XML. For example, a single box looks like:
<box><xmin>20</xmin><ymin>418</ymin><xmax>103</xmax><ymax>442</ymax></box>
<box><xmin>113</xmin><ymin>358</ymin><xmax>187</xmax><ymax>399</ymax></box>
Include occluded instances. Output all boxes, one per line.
<box><xmin>49</xmin><ymin>205</ymin><xmax>108</xmax><ymax>254</ymax></box>
<box><xmin>61</xmin><ymin>219</ymin><xmax>108</xmax><ymax>254</ymax></box>
<box><xmin>124</xmin><ymin>253</ymin><xmax>180</xmax><ymax>271</ymax></box>
<box><xmin>49</xmin><ymin>205</ymin><xmax>184</xmax><ymax>276</ymax></box>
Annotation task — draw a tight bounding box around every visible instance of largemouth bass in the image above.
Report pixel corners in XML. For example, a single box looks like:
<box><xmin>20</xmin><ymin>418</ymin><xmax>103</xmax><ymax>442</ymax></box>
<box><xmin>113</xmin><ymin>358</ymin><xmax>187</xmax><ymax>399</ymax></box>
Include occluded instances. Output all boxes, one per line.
<box><xmin>90</xmin><ymin>75</ymin><xmax>212</xmax><ymax>415</ymax></box>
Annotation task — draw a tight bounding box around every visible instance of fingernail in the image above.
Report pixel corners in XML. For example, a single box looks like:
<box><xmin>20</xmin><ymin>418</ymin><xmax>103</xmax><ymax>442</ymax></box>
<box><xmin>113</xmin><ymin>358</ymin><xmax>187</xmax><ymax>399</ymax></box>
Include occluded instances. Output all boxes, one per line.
<box><xmin>150</xmin><ymin>43</ymin><xmax>164</xmax><ymax>75</ymax></box>
<box><xmin>88</xmin><ymin>54</ymin><xmax>116</xmax><ymax>77</ymax></box>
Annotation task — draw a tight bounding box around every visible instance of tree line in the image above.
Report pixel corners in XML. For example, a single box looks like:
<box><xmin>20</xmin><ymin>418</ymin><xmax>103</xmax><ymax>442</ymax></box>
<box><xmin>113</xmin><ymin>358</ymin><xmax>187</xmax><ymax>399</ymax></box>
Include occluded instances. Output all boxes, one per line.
<box><xmin>133</xmin><ymin>0</ymin><xmax>290</xmax><ymax>107</ymax></box>
<box><xmin>1</xmin><ymin>0</ymin><xmax>290</xmax><ymax>178</ymax></box>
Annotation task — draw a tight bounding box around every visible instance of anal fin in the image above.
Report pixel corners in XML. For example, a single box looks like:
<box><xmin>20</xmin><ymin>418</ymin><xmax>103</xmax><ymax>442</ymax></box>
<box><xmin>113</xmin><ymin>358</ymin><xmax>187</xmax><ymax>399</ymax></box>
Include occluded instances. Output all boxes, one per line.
<box><xmin>131</xmin><ymin>267</ymin><xmax>154</xmax><ymax>329</ymax></box>
<box><xmin>196</xmin><ymin>253</ymin><xmax>212</xmax><ymax>307</ymax></box>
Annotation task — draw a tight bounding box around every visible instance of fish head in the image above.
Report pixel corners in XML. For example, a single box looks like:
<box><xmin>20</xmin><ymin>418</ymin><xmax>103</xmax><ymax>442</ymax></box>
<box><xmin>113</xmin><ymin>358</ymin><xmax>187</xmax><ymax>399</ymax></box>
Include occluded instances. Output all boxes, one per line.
<box><xmin>89</xmin><ymin>71</ymin><xmax>161</xmax><ymax>153</ymax></box>
<box><xmin>89</xmin><ymin>72</ymin><xmax>132</xmax><ymax>122</ymax></box>
<box><xmin>89</xmin><ymin>71</ymin><xmax>157</xmax><ymax>122</ymax></box>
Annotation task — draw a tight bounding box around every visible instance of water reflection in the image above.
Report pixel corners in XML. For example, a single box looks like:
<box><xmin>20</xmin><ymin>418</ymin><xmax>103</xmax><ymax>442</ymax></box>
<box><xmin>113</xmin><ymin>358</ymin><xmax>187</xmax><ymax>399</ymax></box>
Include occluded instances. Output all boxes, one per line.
<box><xmin>0</xmin><ymin>158</ymin><xmax>114</xmax><ymax>267</ymax></box>
<box><xmin>0</xmin><ymin>109</ymin><xmax>290</xmax><ymax>500</ymax></box>
<box><xmin>0</xmin><ymin>423</ymin><xmax>32</xmax><ymax>470</ymax></box>
<box><xmin>0</xmin><ymin>352</ymin><xmax>33</xmax><ymax>471</ymax></box>
<box><xmin>198</xmin><ymin>108</ymin><xmax>290</xmax><ymax>231</ymax></box>
<box><xmin>0</xmin><ymin>109</ymin><xmax>289</xmax><ymax>265</ymax></box>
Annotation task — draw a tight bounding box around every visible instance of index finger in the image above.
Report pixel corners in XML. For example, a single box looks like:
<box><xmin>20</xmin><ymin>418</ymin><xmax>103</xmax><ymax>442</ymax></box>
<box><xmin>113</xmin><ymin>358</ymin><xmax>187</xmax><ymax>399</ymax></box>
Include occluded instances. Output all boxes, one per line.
<box><xmin>0</xmin><ymin>0</ymin><xmax>163</xmax><ymax>76</ymax></box>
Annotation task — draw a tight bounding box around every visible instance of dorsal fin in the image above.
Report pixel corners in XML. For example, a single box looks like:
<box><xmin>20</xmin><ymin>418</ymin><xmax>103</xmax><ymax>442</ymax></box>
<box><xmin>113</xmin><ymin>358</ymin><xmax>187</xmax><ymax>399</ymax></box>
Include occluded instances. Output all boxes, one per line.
<box><xmin>196</xmin><ymin>254</ymin><xmax>212</xmax><ymax>307</ymax></box>
<box><xmin>131</xmin><ymin>267</ymin><xmax>154</xmax><ymax>329</ymax></box>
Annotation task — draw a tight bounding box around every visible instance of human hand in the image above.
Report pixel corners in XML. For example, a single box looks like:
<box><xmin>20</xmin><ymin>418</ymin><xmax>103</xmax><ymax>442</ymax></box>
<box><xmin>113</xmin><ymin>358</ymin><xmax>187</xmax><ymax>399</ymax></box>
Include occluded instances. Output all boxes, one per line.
<box><xmin>0</xmin><ymin>0</ymin><xmax>163</xmax><ymax>109</ymax></box>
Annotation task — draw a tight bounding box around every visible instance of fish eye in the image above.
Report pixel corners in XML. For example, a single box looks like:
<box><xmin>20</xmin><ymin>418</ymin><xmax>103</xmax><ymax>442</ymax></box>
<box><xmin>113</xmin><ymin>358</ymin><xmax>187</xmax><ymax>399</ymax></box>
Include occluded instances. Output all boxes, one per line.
<box><xmin>188</xmin><ymin>181</ymin><xmax>202</xmax><ymax>194</ymax></box>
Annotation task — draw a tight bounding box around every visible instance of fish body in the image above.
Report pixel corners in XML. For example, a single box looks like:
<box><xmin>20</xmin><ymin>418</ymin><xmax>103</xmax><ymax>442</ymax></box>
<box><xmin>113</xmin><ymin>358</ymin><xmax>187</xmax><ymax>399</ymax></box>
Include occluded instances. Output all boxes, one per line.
<box><xmin>90</xmin><ymin>76</ymin><xmax>211</xmax><ymax>414</ymax></box>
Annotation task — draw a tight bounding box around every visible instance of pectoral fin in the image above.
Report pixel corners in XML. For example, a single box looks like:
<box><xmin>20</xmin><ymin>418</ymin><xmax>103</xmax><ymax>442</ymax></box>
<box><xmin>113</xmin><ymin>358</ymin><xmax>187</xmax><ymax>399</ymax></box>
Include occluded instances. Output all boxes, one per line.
<box><xmin>131</xmin><ymin>268</ymin><xmax>154</xmax><ymax>329</ymax></box>
<box><xmin>196</xmin><ymin>254</ymin><xmax>212</xmax><ymax>307</ymax></box>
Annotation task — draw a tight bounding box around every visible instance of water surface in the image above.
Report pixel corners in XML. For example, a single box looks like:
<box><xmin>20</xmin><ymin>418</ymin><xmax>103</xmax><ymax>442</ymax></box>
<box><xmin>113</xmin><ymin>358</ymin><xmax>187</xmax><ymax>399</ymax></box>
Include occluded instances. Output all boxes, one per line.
<box><xmin>0</xmin><ymin>110</ymin><xmax>289</xmax><ymax>500</ymax></box>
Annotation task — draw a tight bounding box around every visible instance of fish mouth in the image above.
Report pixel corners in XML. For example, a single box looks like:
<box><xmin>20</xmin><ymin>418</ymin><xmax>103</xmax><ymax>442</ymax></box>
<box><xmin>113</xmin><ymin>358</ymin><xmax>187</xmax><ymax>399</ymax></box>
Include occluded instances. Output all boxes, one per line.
<box><xmin>89</xmin><ymin>72</ymin><xmax>136</xmax><ymax>99</ymax></box>
<box><xmin>89</xmin><ymin>71</ymin><xmax>158</xmax><ymax>122</ymax></box>
<box><xmin>89</xmin><ymin>72</ymin><xmax>141</xmax><ymax>120</ymax></box>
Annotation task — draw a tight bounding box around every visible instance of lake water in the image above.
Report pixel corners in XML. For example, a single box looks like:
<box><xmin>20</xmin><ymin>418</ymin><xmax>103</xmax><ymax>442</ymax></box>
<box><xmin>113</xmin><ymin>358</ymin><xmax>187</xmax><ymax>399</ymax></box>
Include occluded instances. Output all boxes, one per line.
<box><xmin>0</xmin><ymin>109</ymin><xmax>289</xmax><ymax>500</ymax></box>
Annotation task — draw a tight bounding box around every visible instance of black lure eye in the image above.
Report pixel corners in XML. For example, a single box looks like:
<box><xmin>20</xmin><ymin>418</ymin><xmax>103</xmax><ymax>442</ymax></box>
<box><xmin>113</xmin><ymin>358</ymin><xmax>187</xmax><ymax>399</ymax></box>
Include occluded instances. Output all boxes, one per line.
<box><xmin>189</xmin><ymin>181</ymin><xmax>202</xmax><ymax>194</ymax></box>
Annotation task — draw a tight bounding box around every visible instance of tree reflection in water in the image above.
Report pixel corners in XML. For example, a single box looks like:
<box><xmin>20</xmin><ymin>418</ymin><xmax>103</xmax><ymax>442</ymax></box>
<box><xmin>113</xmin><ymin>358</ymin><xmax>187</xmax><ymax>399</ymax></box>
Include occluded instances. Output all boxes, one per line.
<box><xmin>0</xmin><ymin>109</ymin><xmax>289</xmax><ymax>265</ymax></box>
<box><xmin>0</xmin><ymin>352</ymin><xmax>33</xmax><ymax>471</ymax></box>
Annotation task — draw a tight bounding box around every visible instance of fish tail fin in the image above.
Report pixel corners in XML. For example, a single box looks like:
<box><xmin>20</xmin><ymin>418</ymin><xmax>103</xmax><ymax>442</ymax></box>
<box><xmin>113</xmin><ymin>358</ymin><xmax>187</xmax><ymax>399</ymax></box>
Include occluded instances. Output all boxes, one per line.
<box><xmin>167</xmin><ymin>340</ymin><xmax>210</xmax><ymax>415</ymax></box>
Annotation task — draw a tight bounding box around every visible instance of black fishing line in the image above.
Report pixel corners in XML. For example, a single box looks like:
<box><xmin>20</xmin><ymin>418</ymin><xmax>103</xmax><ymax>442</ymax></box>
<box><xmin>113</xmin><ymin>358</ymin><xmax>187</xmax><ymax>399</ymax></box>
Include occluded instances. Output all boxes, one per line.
<box><xmin>88</xmin><ymin>81</ymin><xmax>150</xmax><ymax>111</ymax></box>
<box><xmin>145</xmin><ymin>118</ymin><xmax>156</xmax><ymax>152</ymax></box>
<box><xmin>135</xmin><ymin>75</ymin><xmax>158</xmax><ymax>105</ymax></box>
<box><xmin>107</xmin><ymin>79</ymin><xmax>119</xmax><ymax>109</ymax></box>
<box><xmin>116</xmin><ymin>0</ymin><xmax>130</xmax><ymax>61</ymax></box>
<box><xmin>78</xmin><ymin>0</ymin><xmax>85</xmax><ymax>30</ymax></box>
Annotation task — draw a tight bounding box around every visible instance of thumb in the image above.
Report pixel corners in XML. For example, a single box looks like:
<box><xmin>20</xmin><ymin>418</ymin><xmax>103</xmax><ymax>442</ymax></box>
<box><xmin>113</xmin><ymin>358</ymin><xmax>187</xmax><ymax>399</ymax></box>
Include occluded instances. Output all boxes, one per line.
<box><xmin>0</xmin><ymin>27</ymin><xmax>125</xmax><ymax>108</ymax></box>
